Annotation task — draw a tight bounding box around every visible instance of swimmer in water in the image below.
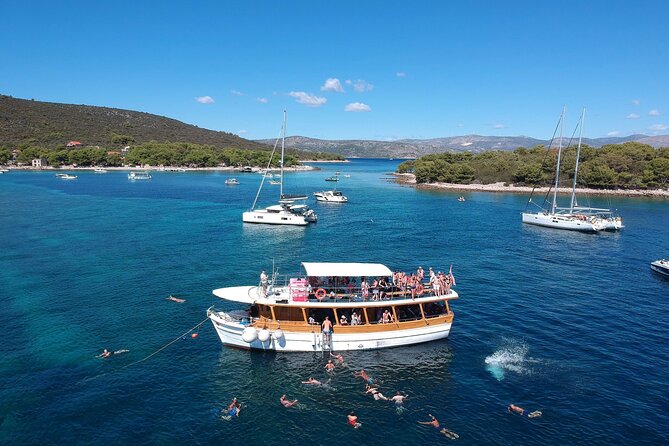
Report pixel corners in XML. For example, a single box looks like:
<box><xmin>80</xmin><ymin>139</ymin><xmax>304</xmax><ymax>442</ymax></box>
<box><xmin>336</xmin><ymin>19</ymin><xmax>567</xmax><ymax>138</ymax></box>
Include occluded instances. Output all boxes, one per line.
<box><xmin>330</xmin><ymin>352</ymin><xmax>344</xmax><ymax>364</ymax></box>
<box><xmin>347</xmin><ymin>411</ymin><xmax>362</xmax><ymax>429</ymax></box>
<box><xmin>96</xmin><ymin>348</ymin><xmax>112</xmax><ymax>358</ymax></box>
<box><xmin>325</xmin><ymin>359</ymin><xmax>335</xmax><ymax>372</ymax></box>
<box><xmin>390</xmin><ymin>391</ymin><xmax>407</xmax><ymax>406</ymax></box>
<box><xmin>166</xmin><ymin>295</ymin><xmax>186</xmax><ymax>303</ymax></box>
<box><xmin>280</xmin><ymin>394</ymin><xmax>298</xmax><ymax>408</ymax></box>
<box><xmin>508</xmin><ymin>404</ymin><xmax>542</xmax><ymax>418</ymax></box>
<box><xmin>364</xmin><ymin>384</ymin><xmax>388</xmax><ymax>401</ymax></box>
<box><xmin>301</xmin><ymin>377</ymin><xmax>322</xmax><ymax>386</ymax></box>
<box><xmin>353</xmin><ymin>369</ymin><xmax>374</xmax><ymax>384</ymax></box>
<box><xmin>418</xmin><ymin>414</ymin><xmax>440</xmax><ymax>429</ymax></box>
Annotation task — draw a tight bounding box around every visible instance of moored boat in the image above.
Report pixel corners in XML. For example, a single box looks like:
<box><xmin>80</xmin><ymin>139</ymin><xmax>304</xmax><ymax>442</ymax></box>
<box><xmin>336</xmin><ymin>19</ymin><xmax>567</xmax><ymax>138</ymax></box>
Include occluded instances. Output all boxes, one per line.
<box><xmin>225</xmin><ymin>178</ymin><xmax>240</xmax><ymax>185</ymax></box>
<box><xmin>128</xmin><ymin>171</ymin><xmax>152</xmax><ymax>180</ymax></box>
<box><xmin>94</xmin><ymin>168</ymin><xmax>108</xmax><ymax>173</ymax></box>
<box><xmin>208</xmin><ymin>262</ymin><xmax>459</xmax><ymax>352</ymax></box>
<box><xmin>56</xmin><ymin>173</ymin><xmax>78</xmax><ymax>180</ymax></box>
<box><xmin>314</xmin><ymin>190</ymin><xmax>348</xmax><ymax>203</ymax></box>
<box><xmin>650</xmin><ymin>259</ymin><xmax>669</xmax><ymax>277</ymax></box>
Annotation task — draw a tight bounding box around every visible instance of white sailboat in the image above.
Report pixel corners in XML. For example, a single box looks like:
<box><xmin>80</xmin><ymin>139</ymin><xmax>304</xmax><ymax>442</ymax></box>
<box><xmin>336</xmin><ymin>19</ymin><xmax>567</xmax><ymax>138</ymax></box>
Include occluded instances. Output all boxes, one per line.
<box><xmin>242</xmin><ymin>111</ymin><xmax>317</xmax><ymax>226</ymax></box>
<box><xmin>522</xmin><ymin>108</ymin><xmax>604</xmax><ymax>232</ymax></box>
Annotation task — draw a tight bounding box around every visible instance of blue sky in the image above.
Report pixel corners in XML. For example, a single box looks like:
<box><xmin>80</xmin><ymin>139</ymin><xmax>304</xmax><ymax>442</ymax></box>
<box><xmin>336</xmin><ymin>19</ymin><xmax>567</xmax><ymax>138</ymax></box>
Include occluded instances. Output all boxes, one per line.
<box><xmin>1</xmin><ymin>1</ymin><xmax>668</xmax><ymax>141</ymax></box>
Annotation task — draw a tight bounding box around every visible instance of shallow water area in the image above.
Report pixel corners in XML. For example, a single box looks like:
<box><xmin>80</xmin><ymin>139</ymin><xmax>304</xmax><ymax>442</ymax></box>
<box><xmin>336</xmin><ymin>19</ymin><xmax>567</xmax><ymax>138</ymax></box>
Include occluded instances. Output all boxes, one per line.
<box><xmin>1</xmin><ymin>160</ymin><xmax>668</xmax><ymax>445</ymax></box>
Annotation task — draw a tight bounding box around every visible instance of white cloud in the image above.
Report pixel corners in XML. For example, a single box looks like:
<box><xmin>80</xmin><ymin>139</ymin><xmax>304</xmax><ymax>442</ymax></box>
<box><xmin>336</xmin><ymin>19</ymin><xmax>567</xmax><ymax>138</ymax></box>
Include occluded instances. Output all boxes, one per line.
<box><xmin>344</xmin><ymin>102</ymin><xmax>371</xmax><ymax>112</ymax></box>
<box><xmin>632</xmin><ymin>99</ymin><xmax>640</xmax><ymax>105</ymax></box>
<box><xmin>196</xmin><ymin>96</ymin><xmax>214</xmax><ymax>104</ymax></box>
<box><xmin>321</xmin><ymin>78</ymin><xmax>344</xmax><ymax>92</ymax></box>
<box><xmin>493</xmin><ymin>123</ymin><xmax>506</xmax><ymax>129</ymax></box>
<box><xmin>289</xmin><ymin>91</ymin><xmax>327</xmax><ymax>107</ymax></box>
<box><xmin>231</xmin><ymin>90</ymin><xmax>244</xmax><ymax>96</ymax></box>
<box><xmin>648</xmin><ymin>124</ymin><xmax>668</xmax><ymax>131</ymax></box>
<box><xmin>607</xmin><ymin>131</ymin><xmax>620</xmax><ymax>136</ymax></box>
<box><xmin>649</xmin><ymin>109</ymin><xmax>660</xmax><ymax>116</ymax></box>
<box><xmin>237</xmin><ymin>130</ymin><xmax>248</xmax><ymax>135</ymax></box>
<box><xmin>626</xmin><ymin>113</ymin><xmax>640</xmax><ymax>119</ymax></box>
<box><xmin>257</xmin><ymin>97</ymin><xmax>268</xmax><ymax>103</ymax></box>
<box><xmin>457</xmin><ymin>123</ymin><xmax>464</xmax><ymax>128</ymax></box>
<box><xmin>396</xmin><ymin>72</ymin><xmax>406</xmax><ymax>77</ymax></box>
<box><xmin>345</xmin><ymin>79</ymin><xmax>374</xmax><ymax>92</ymax></box>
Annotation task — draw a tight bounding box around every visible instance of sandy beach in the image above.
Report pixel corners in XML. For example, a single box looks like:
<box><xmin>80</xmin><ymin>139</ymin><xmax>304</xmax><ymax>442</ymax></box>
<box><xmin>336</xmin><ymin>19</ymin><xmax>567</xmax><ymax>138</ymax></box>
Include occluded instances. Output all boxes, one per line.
<box><xmin>394</xmin><ymin>173</ymin><xmax>669</xmax><ymax>198</ymax></box>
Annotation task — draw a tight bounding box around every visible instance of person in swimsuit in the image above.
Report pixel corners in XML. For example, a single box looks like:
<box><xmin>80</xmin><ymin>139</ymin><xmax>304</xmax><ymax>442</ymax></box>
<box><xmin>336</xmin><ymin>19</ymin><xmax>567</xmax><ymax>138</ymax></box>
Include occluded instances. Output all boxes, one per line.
<box><xmin>301</xmin><ymin>377</ymin><xmax>322</xmax><ymax>385</ymax></box>
<box><xmin>364</xmin><ymin>384</ymin><xmax>388</xmax><ymax>401</ymax></box>
<box><xmin>508</xmin><ymin>404</ymin><xmax>542</xmax><ymax>418</ymax></box>
<box><xmin>97</xmin><ymin>349</ymin><xmax>112</xmax><ymax>358</ymax></box>
<box><xmin>280</xmin><ymin>394</ymin><xmax>298</xmax><ymax>408</ymax></box>
<box><xmin>390</xmin><ymin>391</ymin><xmax>407</xmax><ymax>406</ymax></box>
<box><xmin>347</xmin><ymin>411</ymin><xmax>362</xmax><ymax>429</ymax></box>
<box><xmin>325</xmin><ymin>359</ymin><xmax>335</xmax><ymax>372</ymax></box>
<box><xmin>353</xmin><ymin>369</ymin><xmax>373</xmax><ymax>384</ymax></box>
<box><xmin>418</xmin><ymin>414</ymin><xmax>440</xmax><ymax>428</ymax></box>
<box><xmin>330</xmin><ymin>352</ymin><xmax>344</xmax><ymax>364</ymax></box>
<box><xmin>322</xmin><ymin>316</ymin><xmax>333</xmax><ymax>344</ymax></box>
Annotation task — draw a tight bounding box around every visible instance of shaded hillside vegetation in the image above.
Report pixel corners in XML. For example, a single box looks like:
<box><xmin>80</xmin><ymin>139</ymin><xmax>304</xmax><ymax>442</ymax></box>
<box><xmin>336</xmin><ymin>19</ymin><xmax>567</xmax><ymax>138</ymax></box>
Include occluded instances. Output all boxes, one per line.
<box><xmin>0</xmin><ymin>95</ymin><xmax>269</xmax><ymax>150</ymax></box>
<box><xmin>398</xmin><ymin>142</ymin><xmax>669</xmax><ymax>190</ymax></box>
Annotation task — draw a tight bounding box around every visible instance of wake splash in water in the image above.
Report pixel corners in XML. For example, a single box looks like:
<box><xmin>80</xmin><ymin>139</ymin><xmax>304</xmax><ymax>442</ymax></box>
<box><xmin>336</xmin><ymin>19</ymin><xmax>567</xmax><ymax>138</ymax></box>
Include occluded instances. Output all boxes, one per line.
<box><xmin>485</xmin><ymin>341</ymin><xmax>534</xmax><ymax>381</ymax></box>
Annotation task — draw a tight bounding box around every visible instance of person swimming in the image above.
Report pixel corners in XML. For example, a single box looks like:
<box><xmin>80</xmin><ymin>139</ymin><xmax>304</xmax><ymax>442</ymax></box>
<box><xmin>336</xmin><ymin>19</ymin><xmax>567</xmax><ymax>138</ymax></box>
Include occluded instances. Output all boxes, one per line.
<box><xmin>353</xmin><ymin>369</ymin><xmax>374</xmax><ymax>384</ymax></box>
<box><xmin>301</xmin><ymin>377</ymin><xmax>322</xmax><ymax>386</ymax></box>
<box><xmin>390</xmin><ymin>391</ymin><xmax>407</xmax><ymax>406</ymax></box>
<box><xmin>96</xmin><ymin>349</ymin><xmax>128</xmax><ymax>358</ymax></box>
<box><xmin>166</xmin><ymin>295</ymin><xmax>186</xmax><ymax>303</ymax></box>
<box><xmin>330</xmin><ymin>352</ymin><xmax>344</xmax><ymax>364</ymax></box>
<box><xmin>347</xmin><ymin>411</ymin><xmax>362</xmax><ymax>429</ymax></box>
<box><xmin>508</xmin><ymin>404</ymin><xmax>542</xmax><ymax>418</ymax></box>
<box><xmin>280</xmin><ymin>394</ymin><xmax>298</xmax><ymax>408</ymax></box>
<box><xmin>364</xmin><ymin>384</ymin><xmax>388</xmax><ymax>401</ymax></box>
<box><xmin>418</xmin><ymin>414</ymin><xmax>440</xmax><ymax>429</ymax></box>
<box><xmin>325</xmin><ymin>359</ymin><xmax>335</xmax><ymax>372</ymax></box>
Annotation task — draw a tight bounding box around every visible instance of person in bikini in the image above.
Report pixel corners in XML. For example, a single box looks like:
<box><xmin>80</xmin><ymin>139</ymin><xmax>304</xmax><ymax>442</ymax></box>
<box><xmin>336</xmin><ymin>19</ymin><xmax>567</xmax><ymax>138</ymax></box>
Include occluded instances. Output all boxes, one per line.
<box><xmin>364</xmin><ymin>384</ymin><xmax>388</xmax><ymax>401</ymax></box>
<box><xmin>508</xmin><ymin>404</ymin><xmax>542</xmax><ymax>418</ymax></box>
<box><xmin>347</xmin><ymin>411</ymin><xmax>362</xmax><ymax>429</ymax></box>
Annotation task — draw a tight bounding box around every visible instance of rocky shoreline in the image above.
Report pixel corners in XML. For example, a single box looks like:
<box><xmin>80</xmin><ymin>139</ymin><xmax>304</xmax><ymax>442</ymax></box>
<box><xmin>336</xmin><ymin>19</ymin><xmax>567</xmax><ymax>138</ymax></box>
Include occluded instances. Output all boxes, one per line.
<box><xmin>394</xmin><ymin>173</ymin><xmax>669</xmax><ymax>198</ymax></box>
<box><xmin>4</xmin><ymin>165</ymin><xmax>317</xmax><ymax>172</ymax></box>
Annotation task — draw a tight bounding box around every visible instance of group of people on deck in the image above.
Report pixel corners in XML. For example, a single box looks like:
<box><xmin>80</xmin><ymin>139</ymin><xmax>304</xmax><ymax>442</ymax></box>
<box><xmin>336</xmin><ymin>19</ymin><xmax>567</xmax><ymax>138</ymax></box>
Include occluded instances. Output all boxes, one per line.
<box><xmin>304</xmin><ymin>265</ymin><xmax>456</xmax><ymax>301</ymax></box>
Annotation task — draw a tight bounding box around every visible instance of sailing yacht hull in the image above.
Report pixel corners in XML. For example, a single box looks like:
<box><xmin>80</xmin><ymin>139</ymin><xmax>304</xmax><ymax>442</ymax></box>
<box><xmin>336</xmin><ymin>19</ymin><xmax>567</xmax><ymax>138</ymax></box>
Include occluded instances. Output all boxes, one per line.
<box><xmin>521</xmin><ymin>212</ymin><xmax>600</xmax><ymax>232</ymax></box>
<box><xmin>242</xmin><ymin>210</ymin><xmax>308</xmax><ymax>225</ymax></box>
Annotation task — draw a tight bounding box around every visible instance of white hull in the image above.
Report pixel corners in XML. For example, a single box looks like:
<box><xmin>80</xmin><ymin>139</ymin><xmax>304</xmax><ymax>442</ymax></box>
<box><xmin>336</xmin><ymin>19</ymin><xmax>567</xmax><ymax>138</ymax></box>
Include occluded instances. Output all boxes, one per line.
<box><xmin>522</xmin><ymin>212</ymin><xmax>599</xmax><ymax>232</ymax></box>
<box><xmin>599</xmin><ymin>218</ymin><xmax>624</xmax><ymax>231</ymax></box>
<box><xmin>208</xmin><ymin>310</ymin><xmax>452</xmax><ymax>352</ymax></box>
<box><xmin>651</xmin><ymin>261</ymin><xmax>669</xmax><ymax>276</ymax></box>
<box><xmin>242</xmin><ymin>209</ymin><xmax>308</xmax><ymax>226</ymax></box>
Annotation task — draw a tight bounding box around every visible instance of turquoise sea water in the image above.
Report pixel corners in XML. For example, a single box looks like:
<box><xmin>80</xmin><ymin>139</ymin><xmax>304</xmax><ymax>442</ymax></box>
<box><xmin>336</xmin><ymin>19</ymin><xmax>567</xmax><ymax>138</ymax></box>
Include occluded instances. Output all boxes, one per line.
<box><xmin>1</xmin><ymin>159</ymin><xmax>668</xmax><ymax>445</ymax></box>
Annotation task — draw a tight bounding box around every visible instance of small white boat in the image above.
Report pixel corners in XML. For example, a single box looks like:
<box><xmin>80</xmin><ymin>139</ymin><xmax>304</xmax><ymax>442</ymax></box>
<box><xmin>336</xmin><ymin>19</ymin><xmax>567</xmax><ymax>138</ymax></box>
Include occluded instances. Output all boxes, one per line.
<box><xmin>651</xmin><ymin>259</ymin><xmax>669</xmax><ymax>277</ymax></box>
<box><xmin>457</xmin><ymin>196</ymin><xmax>465</xmax><ymax>202</ymax></box>
<box><xmin>314</xmin><ymin>190</ymin><xmax>348</xmax><ymax>203</ymax></box>
<box><xmin>128</xmin><ymin>171</ymin><xmax>152</xmax><ymax>180</ymax></box>
<box><xmin>94</xmin><ymin>168</ymin><xmax>108</xmax><ymax>173</ymax></box>
<box><xmin>56</xmin><ymin>173</ymin><xmax>78</xmax><ymax>180</ymax></box>
<box><xmin>0</xmin><ymin>168</ymin><xmax>9</xmax><ymax>174</ymax></box>
<box><xmin>269</xmin><ymin>180</ymin><xmax>281</xmax><ymax>185</ymax></box>
<box><xmin>225</xmin><ymin>178</ymin><xmax>239</xmax><ymax>185</ymax></box>
<box><xmin>343</xmin><ymin>174</ymin><xmax>351</xmax><ymax>178</ymax></box>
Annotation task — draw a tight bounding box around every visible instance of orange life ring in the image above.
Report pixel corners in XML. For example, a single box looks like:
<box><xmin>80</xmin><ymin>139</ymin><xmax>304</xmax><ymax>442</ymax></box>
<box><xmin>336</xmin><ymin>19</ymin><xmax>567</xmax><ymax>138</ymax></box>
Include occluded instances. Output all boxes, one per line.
<box><xmin>416</xmin><ymin>283</ymin><xmax>424</xmax><ymax>296</ymax></box>
<box><xmin>315</xmin><ymin>288</ymin><xmax>327</xmax><ymax>300</ymax></box>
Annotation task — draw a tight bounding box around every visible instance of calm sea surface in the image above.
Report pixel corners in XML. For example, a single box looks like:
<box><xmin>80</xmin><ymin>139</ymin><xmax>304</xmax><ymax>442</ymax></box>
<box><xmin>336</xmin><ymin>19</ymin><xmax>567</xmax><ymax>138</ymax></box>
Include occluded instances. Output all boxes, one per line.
<box><xmin>1</xmin><ymin>159</ymin><xmax>668</xmax><ymax>445</ymax></box>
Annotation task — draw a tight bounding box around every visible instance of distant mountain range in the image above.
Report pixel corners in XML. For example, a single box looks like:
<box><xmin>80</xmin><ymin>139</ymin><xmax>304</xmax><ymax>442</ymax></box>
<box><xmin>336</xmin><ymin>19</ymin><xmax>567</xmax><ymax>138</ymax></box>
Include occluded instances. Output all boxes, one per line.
<box><xmin>257</xmin><ymin>134</ymin><xmax>669</xmax><ymax>158</ymax></box>
<box><xmin>0</xmin><ymin>95</ymin><xmax>268</xmax><ymax>151</ymax></box>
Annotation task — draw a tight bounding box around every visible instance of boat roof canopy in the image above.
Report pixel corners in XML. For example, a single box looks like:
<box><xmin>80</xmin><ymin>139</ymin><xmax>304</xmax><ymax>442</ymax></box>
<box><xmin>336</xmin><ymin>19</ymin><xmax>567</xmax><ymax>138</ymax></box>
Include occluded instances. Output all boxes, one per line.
<box><xmin>301</xmin><ymin>262</ymin><xmax>393</xmax><ymax>278</ymax></box>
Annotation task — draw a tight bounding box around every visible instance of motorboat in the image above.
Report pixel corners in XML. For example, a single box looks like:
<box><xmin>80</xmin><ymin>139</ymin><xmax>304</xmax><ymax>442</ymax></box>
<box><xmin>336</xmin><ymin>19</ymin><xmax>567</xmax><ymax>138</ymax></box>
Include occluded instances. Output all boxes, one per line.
<box><xmin>208</xmin><ymin>261</ymin><xmax>459</xmax><ymax>352</ymax></box>
<box><xmin>0</xmin><ymin>168</ymin><xmax>10</xmax><ymax>174</ymax></box>
<box><xmin>324</xmin><ymin>175</ymin><xmax>339</xmax><ymax>182</ymax></box>
<box><xmin>314</xmin><ymin>190</ymin><xmax>348</xmax><ymax>203</ymax></box>
<box><xmin>242</xmin><ymin>111</ymin><xmax>317</xmax><ymax>226</ymax></box>
<box><xmin>94</xmin><ymin>168</ymin><xmax>108</xmax><ymax>173</ymax></box>
<box><xmin>457</xmin><ymin>196</ymin><xmax>465</xmax><ymax>202</ymax></box>
<box><xmin>55</xmin><ymin>173</ymin><xmax>77</xmax><ymax>180</ymax></box>
<box><xmin>128</xmin><ymin>171</ymin><xmax>152</xmax><ymax>180</ymax></box>
<box><xmin>650</xmin><ymin>259</ymin><xmax>669</xmax><ymax>277</ymax></box>
<box><xmin>225</xmin><ymin>178</ymin><xmax>240</xmax><ymax>185</ymax></box>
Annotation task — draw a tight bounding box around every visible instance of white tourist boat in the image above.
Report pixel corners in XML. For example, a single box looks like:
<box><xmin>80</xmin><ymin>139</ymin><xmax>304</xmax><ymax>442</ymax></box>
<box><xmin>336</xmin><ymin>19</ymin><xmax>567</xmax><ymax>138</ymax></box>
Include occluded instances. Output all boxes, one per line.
<box><xmin>650</xmin><ymin>259</ymin><xmax>669</xmax><ymax>277</ymax></box>
<box><xmin>225</xmin><ymin>178</ymin><xmax>240</xmax><ymax>185</ymax></box>
<box><xmin>93</xmin><ymin>168</ymin><xmax>108</xmax><ymax>173</ymax></box>
<box><xmin>128</xmin><ymin>171</ymin><xmax>152</xmax><ymax>180</ymax></box>
<box><xmin>207</xmin><ymin>262</ymin><xmax>459</xmax><ymax>352</ymax></box>
<box><xmin>1</xmin><ymin>168</ymin><xmax>11</xmax><ymax>173</ymax></box>
<box><xmin>56</xmin><ymin>173</ymin><xmax>78</xmax><ymax>180</ymax></box>
<box><xmin>242</xmin><ymin>111</ymin><xmax>317</xmax><ymax>226</ymax></box>
<box><xmin>522</xmin><ymin>108</ymin><xmax>611</xmax><ymax>233</ymax></box>
<box><xmin>314</xmin><ymin>190</ymin><xmax>348</xmax><ymax>203</ymax></box>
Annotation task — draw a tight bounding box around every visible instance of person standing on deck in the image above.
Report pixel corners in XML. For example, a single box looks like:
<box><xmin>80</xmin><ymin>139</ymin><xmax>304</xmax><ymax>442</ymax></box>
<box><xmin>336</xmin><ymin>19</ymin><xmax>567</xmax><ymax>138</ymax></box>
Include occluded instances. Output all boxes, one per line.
<box><xmin>260</xmin><ymin>271</ymin><xmax>268</xmax><ymax>295</ymax></box>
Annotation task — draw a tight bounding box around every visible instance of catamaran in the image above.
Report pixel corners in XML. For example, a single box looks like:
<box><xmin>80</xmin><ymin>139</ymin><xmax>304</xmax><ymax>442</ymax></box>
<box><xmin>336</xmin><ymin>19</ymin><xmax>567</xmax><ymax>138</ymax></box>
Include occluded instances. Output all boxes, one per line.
<box><xmin>207</xmin><ymin>262</ymin><xmax>459</xmax><ymax>352</ymax></box>
<box><xmin>242</xmin><ymin>111</ymin><xmax>317</xmax><ymax>226</ymax></box>
<box><xmin>522</xmin><ymin>108</ymin><xmax>622</xmax><ymax>232</ymax></box>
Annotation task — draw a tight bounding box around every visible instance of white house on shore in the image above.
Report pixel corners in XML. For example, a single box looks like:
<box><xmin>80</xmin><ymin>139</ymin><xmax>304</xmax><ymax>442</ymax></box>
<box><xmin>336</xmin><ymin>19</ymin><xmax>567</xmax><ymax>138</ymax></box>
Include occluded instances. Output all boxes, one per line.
<box><xmin>32</xmin><ymin>158</ymin><xmax>48</xmax><ymax>168</ymax></box>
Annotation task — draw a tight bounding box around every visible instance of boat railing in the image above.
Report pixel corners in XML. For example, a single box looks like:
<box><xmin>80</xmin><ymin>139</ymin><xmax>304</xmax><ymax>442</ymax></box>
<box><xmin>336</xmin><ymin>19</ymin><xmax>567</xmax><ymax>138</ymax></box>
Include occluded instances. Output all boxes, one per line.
<box><xmin>268</xmin><ymin>273</ymin><xmax>455</xmax><ymax>304</ymax></box>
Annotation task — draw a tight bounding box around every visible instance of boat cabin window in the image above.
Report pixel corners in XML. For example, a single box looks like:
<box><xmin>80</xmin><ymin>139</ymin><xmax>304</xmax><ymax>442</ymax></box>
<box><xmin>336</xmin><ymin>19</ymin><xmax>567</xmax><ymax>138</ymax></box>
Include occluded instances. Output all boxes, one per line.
<box><xmin>272</xmin><ymin>306</ymin><xmax>305</xmax><ymax>322</ymax></box>
<box><xmin>423</xmin><ymin>301</ymin><xmax>448</xmax><ymax>318</ymax></box>
<box><xmin>396</xmin><ymin>304</ymin><xmax>422</xmax><ymax>322</ymax></box>
<box><xmin>310</xmin><ymin>308</ymin><xmax>335</xmax><ymax>325</ymax></box>
<box><xmin>257</xmin><ymin>305</ymin><xmax>273</xmax><ymax>319</ymax></box>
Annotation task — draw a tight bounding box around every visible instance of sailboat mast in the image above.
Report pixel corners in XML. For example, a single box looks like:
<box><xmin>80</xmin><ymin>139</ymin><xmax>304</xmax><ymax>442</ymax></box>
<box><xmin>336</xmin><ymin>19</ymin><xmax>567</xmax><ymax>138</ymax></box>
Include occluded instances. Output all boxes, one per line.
<box><xmin>551</xmin><ymin>106</ymin><xmax>566</xmax><ymax>214</ymax></box>
<box><xmin>280</xmin><ymin>110</ymin><xmax>286</xmax><ymax>198</ymax></box>
<box><xmin>570</xmin><ymin>108</ymin><xmax>586</xmax><ymax>211</ymax></box>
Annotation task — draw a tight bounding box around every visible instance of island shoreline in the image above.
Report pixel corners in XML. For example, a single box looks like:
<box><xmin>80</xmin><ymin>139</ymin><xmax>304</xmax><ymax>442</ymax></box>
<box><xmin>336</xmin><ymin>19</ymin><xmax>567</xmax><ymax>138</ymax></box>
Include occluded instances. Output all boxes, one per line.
<box><xmin>393</xmin><ymin>173</ymin><xmax>669</xmax><ymax>198</ymax></box>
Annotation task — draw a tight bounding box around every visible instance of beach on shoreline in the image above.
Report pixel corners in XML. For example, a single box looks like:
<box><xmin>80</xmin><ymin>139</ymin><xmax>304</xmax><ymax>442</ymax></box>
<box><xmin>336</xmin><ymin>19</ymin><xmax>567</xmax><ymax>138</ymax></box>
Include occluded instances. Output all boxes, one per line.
<box><xmin>394</xmin><ymin>173</ymin><xmax>669</xmax><ymax>198</ymax></box>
